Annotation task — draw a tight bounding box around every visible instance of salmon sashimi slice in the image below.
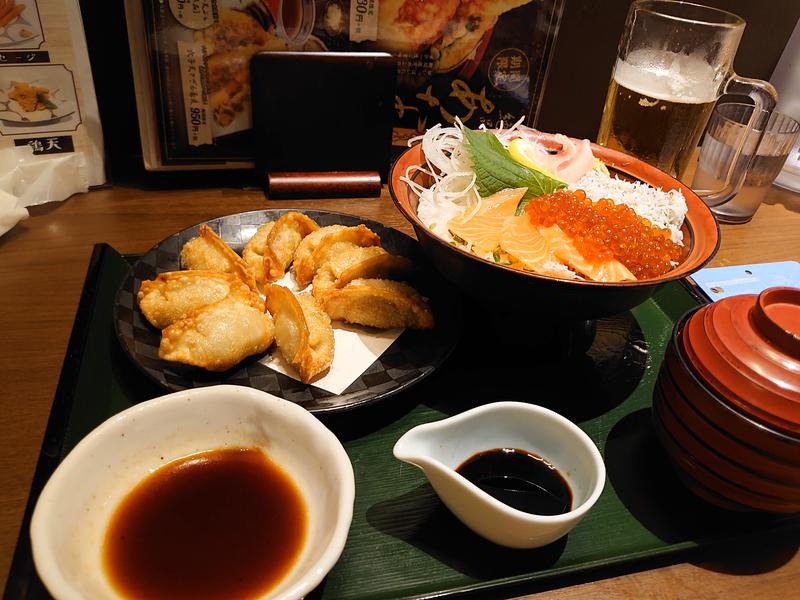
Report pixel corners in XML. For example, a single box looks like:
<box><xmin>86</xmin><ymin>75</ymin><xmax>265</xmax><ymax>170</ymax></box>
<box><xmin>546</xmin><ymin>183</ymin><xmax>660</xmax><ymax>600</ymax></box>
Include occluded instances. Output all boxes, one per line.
<box><xmin>470</xmin><ymin>187</ymin><xmax>527</xmax><ymax>218</ymax></box>
<box><xmin>449</xmin><ymin>188</ymin><xmax>526</xmax><ymax>252</ymax></box>
<box><xmin>449</xmin><ymin>211</ymin><xmax>509</xmax><ymax>252</ymax></box>
<box><xmin>538</xmin><ymin>225</ymin><xmax>636</xmax><ymax>282</ymax></box>
<box><xmin>500</xmin><ymin>216</ymin><xmax>558</xmax><ymax>269</ymax></box>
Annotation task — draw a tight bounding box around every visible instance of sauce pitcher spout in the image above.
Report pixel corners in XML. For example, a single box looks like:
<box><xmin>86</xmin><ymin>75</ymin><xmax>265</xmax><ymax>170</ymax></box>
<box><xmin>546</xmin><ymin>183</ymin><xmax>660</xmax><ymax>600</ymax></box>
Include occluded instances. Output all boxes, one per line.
<box><xmin>391</xmin><ymin>402</ymin><xmax>606</xmax><ymax>549</ymax></box>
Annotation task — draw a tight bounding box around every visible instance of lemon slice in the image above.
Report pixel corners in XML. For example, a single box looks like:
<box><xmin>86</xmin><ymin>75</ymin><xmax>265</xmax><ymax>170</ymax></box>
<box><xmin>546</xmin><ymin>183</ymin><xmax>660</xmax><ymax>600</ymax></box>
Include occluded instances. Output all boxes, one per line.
<box><xmin>507</xmin><ymin>138</ymin><xmax>562</xmax><ymax>181</ymax></box>
<box><xmin>593</xmin><ymin>157</ymin><xmax>610</xmax><ymax>177</ymax></box>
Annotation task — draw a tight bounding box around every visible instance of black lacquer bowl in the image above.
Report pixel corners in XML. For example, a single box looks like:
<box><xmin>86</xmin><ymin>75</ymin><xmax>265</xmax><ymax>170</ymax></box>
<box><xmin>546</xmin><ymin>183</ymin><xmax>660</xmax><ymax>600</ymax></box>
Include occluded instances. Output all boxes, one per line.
<box><xmin>389</xmin><ymin>143</ymin><xmax>720</xmax><ymax>320</ymax></box>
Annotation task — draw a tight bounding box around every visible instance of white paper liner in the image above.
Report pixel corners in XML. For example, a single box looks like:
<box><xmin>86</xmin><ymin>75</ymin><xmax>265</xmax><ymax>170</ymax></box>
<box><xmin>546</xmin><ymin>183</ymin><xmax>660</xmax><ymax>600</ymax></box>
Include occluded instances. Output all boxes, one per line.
<box><xmin>257</xmin><ymin>271</ymin><xmax>404</xmax><ymax>394</ymax></box>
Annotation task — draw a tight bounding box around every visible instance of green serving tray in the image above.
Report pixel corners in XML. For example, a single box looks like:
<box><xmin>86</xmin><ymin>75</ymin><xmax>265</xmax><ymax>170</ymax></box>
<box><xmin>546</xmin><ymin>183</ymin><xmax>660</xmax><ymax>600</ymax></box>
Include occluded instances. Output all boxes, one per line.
<box><xmin>5</xmin><ymin>244</ymin><xmax>800</xmax><ymax>600</ymax></box>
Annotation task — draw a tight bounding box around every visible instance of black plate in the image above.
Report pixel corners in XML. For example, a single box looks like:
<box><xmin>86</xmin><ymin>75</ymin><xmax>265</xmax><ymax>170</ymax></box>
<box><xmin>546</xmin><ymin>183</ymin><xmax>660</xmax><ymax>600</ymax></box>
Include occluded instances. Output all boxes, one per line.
<box><xmin>113</xmin><ymin>209</ymin><xmax>461</xmax><ymax>414</ymax></box>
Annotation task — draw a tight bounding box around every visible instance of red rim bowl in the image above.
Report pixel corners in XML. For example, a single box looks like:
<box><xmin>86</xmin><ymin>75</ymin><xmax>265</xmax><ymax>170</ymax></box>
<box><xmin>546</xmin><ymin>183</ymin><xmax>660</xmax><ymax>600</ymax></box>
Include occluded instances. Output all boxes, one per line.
<box><xmin>652</xmin><ymin>309</ymin><xmax>800</xmax><ymax>512</ymax></box>
<box><xmin>389</xmin><ymin>143</ymin><xmax>720</xmax><ymax>320</ymax></box>
<box><xmin>652</xmin><ymin>396</ymin><xmax>800</xmax><ymax>513</ymax></box>
<box><xmin>657</xmin><ymin>352</ymin><xmax>800</xmax><ymax>485</ymax></box>
<box><xmin>681</xmin><ymin>289</ymin><xmax>800</xmax><ymax>435</ymax></box>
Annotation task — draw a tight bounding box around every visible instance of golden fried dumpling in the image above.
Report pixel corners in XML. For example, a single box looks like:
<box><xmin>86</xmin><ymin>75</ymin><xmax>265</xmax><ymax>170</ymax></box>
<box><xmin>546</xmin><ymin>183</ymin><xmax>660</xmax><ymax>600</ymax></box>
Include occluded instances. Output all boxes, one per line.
<box><xmin>242</xmin><ymin>221</ymin><xmax>275</xmax><ymax>287</ymax></box>
<box><xmin>180</xmin><ymin>224</ymin><xmax>257</xmax><ymax>290</ymax></box>
<box><xmin>137</xmin><ymin>270</ymin><xmax>258</xmax><ymax>329</ymax></box>
<box><xmin>159</xmin><ymin>296</ymin><xmax>275</xmax><ymax>372</ymax></box>
<box><xmin>263</xmin><ymin>212</ymin><xmax>319</xmax><ymax>282</ymax></box>
<box><xmin>293</xmin><ymin>224</ymin><xmax>380</xmax><ymax>287</ymax></box>
<box><xmin>320</xmin><ymin>278</ymin><xmax>434</xmax><ymax>330</ymax></box>
<box><xmin>311</xmin><ymin>244</ymin><xmax>388</xmax><ymax>300</ymax></box>
<box><xmin>292</xmin><ymin>224</ymin><xmax>347</xmax><ymax>286</ymax></box>
<box><xmin>265</xmin><ymin>284</ymin><xmax>334</xmax><ymax>383</ymax></box>
<box><xmin>312</xmin><ymin>252</ymin><xmax>413</xmax><ymax>300</ymax></box>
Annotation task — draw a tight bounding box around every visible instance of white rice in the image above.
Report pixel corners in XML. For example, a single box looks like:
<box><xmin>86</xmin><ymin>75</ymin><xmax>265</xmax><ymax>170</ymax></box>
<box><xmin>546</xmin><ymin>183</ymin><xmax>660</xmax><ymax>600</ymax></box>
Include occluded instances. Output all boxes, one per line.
<box><xmin>569</xmin><ymin>170</ymin><xmax>687</xmax><ymax>244</ymax></box>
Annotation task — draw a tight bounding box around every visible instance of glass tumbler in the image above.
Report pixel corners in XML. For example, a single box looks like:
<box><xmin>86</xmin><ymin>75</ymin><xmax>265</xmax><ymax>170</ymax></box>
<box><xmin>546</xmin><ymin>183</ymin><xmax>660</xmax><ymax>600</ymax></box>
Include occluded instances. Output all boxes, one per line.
<box><xmin>692</xmin><ymin>103</ymin><xmax>800</xmax><ymax>223</ymax></box>
<box><xmin>597</xmin><ymin>0</ymin><xmax>777</xmax><ymax>194</ymax></box>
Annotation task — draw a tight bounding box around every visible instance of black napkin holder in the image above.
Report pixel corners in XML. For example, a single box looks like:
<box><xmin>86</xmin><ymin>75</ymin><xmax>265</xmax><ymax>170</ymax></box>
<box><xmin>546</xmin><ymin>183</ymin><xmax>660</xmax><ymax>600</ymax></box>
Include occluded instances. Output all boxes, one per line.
<box><xmin>251</xmin><ymin>51</ymin><xmax>397</xmax><ymax>198</ymax></box>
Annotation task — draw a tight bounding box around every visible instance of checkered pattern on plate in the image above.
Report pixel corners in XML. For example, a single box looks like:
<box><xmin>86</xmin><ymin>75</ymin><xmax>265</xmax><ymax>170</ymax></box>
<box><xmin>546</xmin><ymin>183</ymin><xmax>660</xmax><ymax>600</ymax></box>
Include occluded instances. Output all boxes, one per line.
<box><xmin>113</xmin><ymin>209</ymin><xmax>461</xmax><ymax>414</ymax></box>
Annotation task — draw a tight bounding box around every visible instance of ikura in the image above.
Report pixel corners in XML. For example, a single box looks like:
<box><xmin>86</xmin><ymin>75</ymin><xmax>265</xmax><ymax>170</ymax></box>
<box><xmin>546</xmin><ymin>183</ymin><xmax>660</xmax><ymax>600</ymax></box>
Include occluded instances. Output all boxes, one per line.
<box><xmin>525</xmin><ymin>189</ymin><xmax>684</xmax><ymax>279</ymax></box>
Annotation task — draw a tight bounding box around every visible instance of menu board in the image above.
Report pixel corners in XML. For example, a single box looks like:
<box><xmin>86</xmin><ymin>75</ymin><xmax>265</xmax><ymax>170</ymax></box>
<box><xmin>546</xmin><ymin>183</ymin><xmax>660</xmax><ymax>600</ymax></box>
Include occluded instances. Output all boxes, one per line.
<box><xmin>127</xmin><ymin>0</ymin><xmax>564</xmax><ymax>170</ymax></box>
<box><xmin>0</xmin><ymin>0</ymin><xmax>104</xmax><ymax>186</ymax></box>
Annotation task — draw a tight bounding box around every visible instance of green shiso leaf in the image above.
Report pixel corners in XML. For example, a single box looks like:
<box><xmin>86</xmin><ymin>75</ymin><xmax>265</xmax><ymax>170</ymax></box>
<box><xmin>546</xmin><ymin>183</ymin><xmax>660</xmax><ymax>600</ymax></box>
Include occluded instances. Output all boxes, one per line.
<box><xmin>36</xmin><ymin>91</ymin><xmax>57</xmax><ymax>110</ymax></box>
<box><xmin>461</xmin><ymin>126</ymin><xmax>566</xmax><ymax>216</ymax></box>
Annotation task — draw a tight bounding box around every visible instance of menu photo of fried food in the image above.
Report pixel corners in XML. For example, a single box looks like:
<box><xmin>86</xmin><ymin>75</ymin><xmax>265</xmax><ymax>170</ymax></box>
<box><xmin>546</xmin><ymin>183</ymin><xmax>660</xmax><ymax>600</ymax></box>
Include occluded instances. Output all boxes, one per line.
<box><xmin>0</xmin><ymin>65</ymin><xmax>79</xmax><ymax>133</ymax></box>
<box><xmin>0</xmin><ymin>0</ymin><xmax>42</xmax><ymax>48</ymax></box>
<box><xmin>8</xmin><ymin>81</ymin><xmax>50</xmax><ymax>111</ymax></box>
<box><xmin>377</xmin><ymin>0</ymin><xmax>535</xmax><ymax>74</ymax></box>
<box><xmin>194</xmin><ymin>2</ymin><xmax>327</xmax><ymax>138</ymax></box>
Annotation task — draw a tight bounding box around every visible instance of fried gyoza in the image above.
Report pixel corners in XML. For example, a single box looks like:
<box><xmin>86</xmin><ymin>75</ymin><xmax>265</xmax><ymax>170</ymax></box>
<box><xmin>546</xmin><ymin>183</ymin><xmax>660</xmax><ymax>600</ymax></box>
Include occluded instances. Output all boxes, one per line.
<box><xmin>312</xmin><ymin>251</ymin><xmax>413</xmax><ymax>300</ymax></box>
<box><xmin>242</xmin><ymin>221</ymin><xmax>275</xmax><ymax>287</ymax></box>
<box><xmin>293</xmin><ymin>224</ymin><xmax>380</xmax><ymax>287</ymax></box>
<box><xmin>180</xmin><ymin>225</ymin><xmax>257</xmax><ymax>290</ymax></box>
<box><xmin>335</xmin><ymin>253</ymin><xmax>413</xmax><ymax>286</ymax></box>
<box><xmin>137</xmin><ymin>270</ymin><xmax>259</xmax><ymax>329</ymax></box>
<box><xmin>292</xmin><ymin>224</ymin><xmax>346</xmax><ymax>286</ymax></box>
<box><xmin>159</xmin><ymin>296</ymin><xmax>275</xmax><ymax>371</ymax></box>
<box><xmin>265</xmin><ymin>284</ymin><xmax>334</xmax><ymax>383</ymax></box>
<box><xmin>263</xmin><ymin>212</ymin><xmax>319</xmax><ymax>282</ymax></box>
<box><xmin>320</xmin><ymin>278</ymin><xmax>435</xmax><ymax>330</ymax></box>
<box><xmin>311</xmin><ymin>245</ymin><xmax>388</xmax><ymax>300</ymax></box>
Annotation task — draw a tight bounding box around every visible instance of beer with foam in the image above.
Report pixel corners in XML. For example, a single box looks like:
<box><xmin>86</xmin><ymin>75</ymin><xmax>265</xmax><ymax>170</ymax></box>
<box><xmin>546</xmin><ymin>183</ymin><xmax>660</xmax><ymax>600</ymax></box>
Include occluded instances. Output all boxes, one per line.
<box><xmin>597</xmin><ymin>50</ymin><xmax>718</xmax><ymax>181</ymax></box>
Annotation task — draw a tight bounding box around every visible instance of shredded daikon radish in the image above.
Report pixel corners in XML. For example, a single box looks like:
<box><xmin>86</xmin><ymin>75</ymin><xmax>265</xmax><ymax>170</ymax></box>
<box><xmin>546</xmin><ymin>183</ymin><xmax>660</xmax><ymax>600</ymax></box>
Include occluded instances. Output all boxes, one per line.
<box><xmin>419</xmin><ymin>124</ymin><xmax>463</xmax><ymax>174</ymax></box>
<box><xmin>400</xmin><ymin>120</ymin><xmax>483</xmax><ymax>242</ymax></box>
<box><xmin>491</xmin><ymin>117</ymin><xmax>526</xmax><ymax>146</ymax></box>
<box><xmin>413</xmin><ymin>170</ymin><xmax>480</xmax><ymax>243</ymax></box>
<box><xmin>401</xmin><ymin>119</ymin><xmax>527</xmax><ymax>241</ymax></box>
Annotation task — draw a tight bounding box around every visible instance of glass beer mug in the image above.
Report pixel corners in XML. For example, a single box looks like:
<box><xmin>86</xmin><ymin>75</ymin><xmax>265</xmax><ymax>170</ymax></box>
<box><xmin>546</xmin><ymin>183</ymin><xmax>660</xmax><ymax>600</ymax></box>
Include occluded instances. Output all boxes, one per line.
<box><xmin>597</xmin><ymin>0</ymin><xmax>777</xmax><ymax>200</ymax></box>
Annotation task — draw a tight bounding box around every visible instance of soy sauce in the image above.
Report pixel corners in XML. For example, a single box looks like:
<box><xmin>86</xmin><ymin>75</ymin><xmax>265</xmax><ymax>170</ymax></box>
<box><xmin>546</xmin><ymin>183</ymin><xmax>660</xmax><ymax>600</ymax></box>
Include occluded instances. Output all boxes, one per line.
<box><xmin>456</xmin><ymin>448</ymin><xmax>572</xmax><ymax>515</ymax></box>
<box><xmin>103</xmin><ymin>447</ymin><xmax>307</xmax><ymax>600</ymax></box>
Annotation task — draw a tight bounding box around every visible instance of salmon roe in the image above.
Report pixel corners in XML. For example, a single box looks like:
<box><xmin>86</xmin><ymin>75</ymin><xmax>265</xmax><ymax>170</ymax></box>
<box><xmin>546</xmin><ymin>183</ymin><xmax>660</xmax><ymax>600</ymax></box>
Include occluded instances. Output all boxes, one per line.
<box><xmin>525</xmin><ymin>189</ymin><xmax>684</xmax><ymax>279</ymax></box>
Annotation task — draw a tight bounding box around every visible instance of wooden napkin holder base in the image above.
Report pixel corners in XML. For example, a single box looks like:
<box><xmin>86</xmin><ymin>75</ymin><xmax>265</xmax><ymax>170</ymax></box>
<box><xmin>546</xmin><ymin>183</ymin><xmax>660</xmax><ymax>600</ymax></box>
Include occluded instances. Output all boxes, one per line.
<box><xmin>251</xmin><ymin>51</ymin><xmax>397</xmax><ymax>199</ymax></box>
<box><xmin>266</xmin><ymin>171</ymin><xmax>382</xmax><ymax>198</ymax></box>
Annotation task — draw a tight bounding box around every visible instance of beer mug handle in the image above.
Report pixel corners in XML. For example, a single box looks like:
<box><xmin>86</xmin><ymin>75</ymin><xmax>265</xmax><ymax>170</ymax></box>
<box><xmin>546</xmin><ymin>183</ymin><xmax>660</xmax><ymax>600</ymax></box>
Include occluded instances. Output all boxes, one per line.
<box><xmin>696</xmin><ymin>75</ymin><xmax>778</xmax><ymax>207</ymax></box>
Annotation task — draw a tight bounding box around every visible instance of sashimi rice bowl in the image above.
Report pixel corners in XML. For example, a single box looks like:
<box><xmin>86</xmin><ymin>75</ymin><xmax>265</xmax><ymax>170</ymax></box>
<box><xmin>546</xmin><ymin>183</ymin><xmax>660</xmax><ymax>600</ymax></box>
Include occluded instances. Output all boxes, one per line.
<box><xmin>390</xmin><ymin>122</ymin><xmax>719</xmax><ymax>313</ymax></box>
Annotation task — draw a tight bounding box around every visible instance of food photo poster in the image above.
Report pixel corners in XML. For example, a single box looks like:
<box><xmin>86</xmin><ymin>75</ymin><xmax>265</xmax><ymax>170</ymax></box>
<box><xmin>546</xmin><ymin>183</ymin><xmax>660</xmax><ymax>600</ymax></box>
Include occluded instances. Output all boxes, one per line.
<box><xmin>126</xmin><ymin>0</ymin><xmax>565</xmax><ymax>170</ymax></box>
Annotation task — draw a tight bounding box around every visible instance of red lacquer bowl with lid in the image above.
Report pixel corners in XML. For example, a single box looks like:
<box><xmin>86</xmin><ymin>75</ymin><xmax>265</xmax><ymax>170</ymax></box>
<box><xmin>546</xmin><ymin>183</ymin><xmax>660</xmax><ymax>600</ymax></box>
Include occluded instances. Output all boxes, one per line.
<box><xmin>683</xmin><ymin>287</ymin><xmax>800</xmax><ymax>434</ymax></box>
<box><xmin>653</xmin><ymin>287</ymin><xmax>800</xmax><ymax>513</ymax></box>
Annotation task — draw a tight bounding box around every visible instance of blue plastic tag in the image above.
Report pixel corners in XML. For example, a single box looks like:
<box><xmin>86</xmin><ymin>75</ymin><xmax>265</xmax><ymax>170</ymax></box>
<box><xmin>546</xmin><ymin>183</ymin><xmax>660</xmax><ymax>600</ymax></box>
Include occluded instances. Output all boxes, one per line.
<box><xmin>690</xmin><ymin>261</ymin><xmax>800</xmax><ymax>301</ymax></box>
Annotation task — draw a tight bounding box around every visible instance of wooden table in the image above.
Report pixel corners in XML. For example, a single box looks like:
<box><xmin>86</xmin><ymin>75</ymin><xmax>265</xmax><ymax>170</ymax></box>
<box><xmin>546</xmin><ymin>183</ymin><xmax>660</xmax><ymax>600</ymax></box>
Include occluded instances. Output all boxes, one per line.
<box><xmin>1</xmin><ymin>183</ymin><xmax>798</xmax><ymax>598</ymax></box>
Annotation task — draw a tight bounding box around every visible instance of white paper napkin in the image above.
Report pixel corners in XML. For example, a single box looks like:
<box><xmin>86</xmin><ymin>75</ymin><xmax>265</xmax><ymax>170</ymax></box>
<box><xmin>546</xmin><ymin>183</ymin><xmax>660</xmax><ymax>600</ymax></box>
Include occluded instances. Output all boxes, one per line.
<box><xmin>0</xmin><ymin>146</ymin><xmax>89</xmax><ymax>237</ymax></box>
<box><xmin>0</xmin><ymin>188</ymin><xmax>27</xmax><ymax>237</ymax></box>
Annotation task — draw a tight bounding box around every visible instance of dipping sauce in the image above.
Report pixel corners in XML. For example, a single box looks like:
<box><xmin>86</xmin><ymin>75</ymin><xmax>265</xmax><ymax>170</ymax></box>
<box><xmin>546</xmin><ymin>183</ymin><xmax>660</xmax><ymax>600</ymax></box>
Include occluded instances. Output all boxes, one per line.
<box><xmin>103</xmin><ymin>447</ymin><xmax>307</xmax><ymax>600</ymax></box>
<box><xmin>456</xmin><ymin>448</ymin><xmax>573</xmax><ymax>516</ymax></box>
